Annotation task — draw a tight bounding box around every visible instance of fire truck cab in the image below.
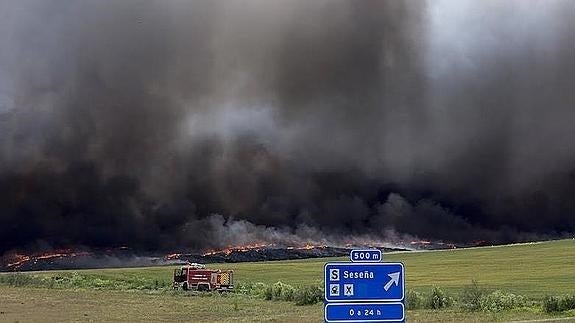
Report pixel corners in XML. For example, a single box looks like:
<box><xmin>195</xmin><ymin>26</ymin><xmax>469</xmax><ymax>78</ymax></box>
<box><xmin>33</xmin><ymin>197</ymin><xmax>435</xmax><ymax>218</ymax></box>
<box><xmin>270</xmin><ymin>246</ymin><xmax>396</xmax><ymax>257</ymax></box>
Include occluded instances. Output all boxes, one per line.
<box><xmin>173</xmin><ymin>263</ymin><xmax>234</xmax><ymax>292</ymax></box>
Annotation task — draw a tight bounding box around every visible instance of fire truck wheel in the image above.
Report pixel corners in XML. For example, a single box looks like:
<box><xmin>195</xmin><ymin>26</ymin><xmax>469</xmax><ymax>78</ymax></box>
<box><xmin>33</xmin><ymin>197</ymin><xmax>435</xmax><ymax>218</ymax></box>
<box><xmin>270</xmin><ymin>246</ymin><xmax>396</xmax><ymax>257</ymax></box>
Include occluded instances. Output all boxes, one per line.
<box><xmin>198</xmin><ymin>284</ymin><xmax>208</xmax><ymax>291</ymax></box>
<box><xmin>182</xmin><ymin>283</ymin><xmax>188</xmax><ymax>291</ymax></box>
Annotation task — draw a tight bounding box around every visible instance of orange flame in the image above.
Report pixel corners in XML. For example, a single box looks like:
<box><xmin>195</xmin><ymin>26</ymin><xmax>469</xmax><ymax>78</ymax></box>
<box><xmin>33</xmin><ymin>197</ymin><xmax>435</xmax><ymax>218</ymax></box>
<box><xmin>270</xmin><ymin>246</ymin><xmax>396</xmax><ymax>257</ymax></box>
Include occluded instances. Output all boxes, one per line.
<box><xmin>164</xmin><ymin>253</ymin><xmax>182</xmax><ymax>260</ymax></box>
<box><xmin>5</xmin><ymin>249</ymin><xmax>91</xmax><ymax>270</ymax></box>
<box><xmin>202</xmin><ymin>243</ymin><xmax>275</xmax><ymax>256</ymax></box>
<box><xmin>201</xmin><ymin>243</ymin><xmax>334</xmax><ymax>256</ymax></box>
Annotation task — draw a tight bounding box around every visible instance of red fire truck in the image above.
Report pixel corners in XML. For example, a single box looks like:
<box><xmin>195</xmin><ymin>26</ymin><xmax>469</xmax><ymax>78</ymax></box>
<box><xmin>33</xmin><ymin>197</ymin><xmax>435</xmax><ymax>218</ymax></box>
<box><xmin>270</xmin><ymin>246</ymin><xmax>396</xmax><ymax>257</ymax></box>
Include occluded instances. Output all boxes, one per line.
<box><xmin>173</xmin><ymin>263</ymin><xmax>234</xmax><ymax>291</ymax></box>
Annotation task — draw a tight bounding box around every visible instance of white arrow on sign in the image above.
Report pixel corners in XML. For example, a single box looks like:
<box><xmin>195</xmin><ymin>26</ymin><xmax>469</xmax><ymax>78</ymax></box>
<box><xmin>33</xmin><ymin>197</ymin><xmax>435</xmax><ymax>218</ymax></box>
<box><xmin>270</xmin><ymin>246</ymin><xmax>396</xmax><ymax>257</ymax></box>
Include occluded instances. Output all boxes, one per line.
<box><xmin>383</xmin><ymin>272</ymin><xmax>400</xmax><ymax>291</ymax></box>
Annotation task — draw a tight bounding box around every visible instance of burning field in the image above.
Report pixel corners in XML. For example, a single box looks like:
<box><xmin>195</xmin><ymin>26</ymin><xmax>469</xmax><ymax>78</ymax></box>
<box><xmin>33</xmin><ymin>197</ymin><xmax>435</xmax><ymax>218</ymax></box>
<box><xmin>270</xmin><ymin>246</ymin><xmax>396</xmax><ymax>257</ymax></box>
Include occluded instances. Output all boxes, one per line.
<box><xmin>0</xmin><ymin>245</ymin><xmax>363</xmax><ymax>272</ymax></box>
<box><xmin>1</xmin><ymin>0</ymin><xmax>575</xmax><ymax>271</ymax></box>
<box><xmin>0</xmin><ymin>239</ymin><xmax>492</xmax><ymax>272</ymax></box>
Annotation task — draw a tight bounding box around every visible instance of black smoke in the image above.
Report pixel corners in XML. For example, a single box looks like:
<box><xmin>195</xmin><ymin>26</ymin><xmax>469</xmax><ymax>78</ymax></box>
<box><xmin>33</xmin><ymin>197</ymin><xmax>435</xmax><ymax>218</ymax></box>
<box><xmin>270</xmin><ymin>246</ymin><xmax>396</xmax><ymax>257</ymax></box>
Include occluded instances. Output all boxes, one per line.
<box><xmin>1</xmin><ymin>0</ymin><xmax>574</xmax><ymax>254</ymax></box>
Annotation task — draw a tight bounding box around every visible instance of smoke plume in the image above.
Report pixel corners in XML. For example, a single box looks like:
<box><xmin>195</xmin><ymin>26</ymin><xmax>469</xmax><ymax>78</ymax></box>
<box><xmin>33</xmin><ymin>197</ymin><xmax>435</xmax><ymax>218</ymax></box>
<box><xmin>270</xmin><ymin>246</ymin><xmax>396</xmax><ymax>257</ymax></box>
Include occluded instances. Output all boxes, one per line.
<box><xmin>1</xmin><ymin>0</ymin><xmax>574</xmax><ymax>254</ymax></box>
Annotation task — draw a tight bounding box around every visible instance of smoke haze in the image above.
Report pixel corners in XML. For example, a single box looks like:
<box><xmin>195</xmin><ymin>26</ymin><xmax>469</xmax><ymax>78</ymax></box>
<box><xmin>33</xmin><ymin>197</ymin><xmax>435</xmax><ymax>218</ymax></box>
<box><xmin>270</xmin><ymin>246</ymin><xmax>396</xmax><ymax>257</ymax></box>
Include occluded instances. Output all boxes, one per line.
<box><xmin>1</xmin><ymin>0</ymin><xmax>574</xmax><ymax>254</ymax></box>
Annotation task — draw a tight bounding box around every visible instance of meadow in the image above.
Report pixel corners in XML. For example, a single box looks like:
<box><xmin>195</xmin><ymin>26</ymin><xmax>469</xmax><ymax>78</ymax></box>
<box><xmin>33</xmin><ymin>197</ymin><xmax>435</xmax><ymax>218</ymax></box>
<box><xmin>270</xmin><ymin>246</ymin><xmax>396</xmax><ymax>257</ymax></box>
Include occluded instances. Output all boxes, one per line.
<box><xmin>1</xmin><ymin>239</ymin><xmax>574</xmax><ymax>322</ymax></box>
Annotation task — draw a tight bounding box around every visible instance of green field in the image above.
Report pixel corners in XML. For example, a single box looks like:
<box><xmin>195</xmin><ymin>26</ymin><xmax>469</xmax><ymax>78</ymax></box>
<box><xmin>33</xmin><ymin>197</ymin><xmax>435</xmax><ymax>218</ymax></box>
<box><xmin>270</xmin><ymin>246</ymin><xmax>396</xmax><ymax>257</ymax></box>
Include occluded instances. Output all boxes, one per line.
<box><xmin>1</xmin><ymin>239</ymin><xmax>575</xmax><ymax>322</ymax></box>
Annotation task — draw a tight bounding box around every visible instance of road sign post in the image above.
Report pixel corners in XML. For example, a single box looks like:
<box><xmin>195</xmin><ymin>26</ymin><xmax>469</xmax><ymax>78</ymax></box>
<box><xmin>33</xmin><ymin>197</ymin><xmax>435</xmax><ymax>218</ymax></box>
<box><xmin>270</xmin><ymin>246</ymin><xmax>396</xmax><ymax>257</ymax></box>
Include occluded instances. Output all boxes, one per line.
<box><xmin>324</xmin><ymin>302</ymin><xmax>405</xmax><ymax>323</ymax></box>
<box><xmin>350</xmin><ymin>249</ymin><xmax>382</xmax><ymax>262</ymax></box>
<box><xmin>324</xmin><ymin>250</ymin><xmax>405</xmax><ymax>323</ymax></box>
<box><xmin>324</xmin><ymin>263</ymin><xmax>404</xmax><ymax>302</ymax></box>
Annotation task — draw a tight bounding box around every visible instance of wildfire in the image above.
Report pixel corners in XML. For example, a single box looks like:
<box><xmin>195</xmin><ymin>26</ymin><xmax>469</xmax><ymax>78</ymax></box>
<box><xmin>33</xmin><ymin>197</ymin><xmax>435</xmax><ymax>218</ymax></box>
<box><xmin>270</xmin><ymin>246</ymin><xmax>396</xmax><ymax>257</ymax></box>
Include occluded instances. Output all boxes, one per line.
<box><xmin>286</xmin><ymin>244</ymin><xmax>327</xmax><ymax>250</ymax></box>
<box><xmin>5</xmin><ymin>254</ymin><xmax>31</xmax><ymax>269</ymax></box>
<box><xmin>4</xmin><ymin>249</ymin><xmax>91</xmax><ymax>270</ymax></box>
<box><xmin>202</xmin><ymin>243</ymin><xmax>276</xmax><ymax>256</ymax></box>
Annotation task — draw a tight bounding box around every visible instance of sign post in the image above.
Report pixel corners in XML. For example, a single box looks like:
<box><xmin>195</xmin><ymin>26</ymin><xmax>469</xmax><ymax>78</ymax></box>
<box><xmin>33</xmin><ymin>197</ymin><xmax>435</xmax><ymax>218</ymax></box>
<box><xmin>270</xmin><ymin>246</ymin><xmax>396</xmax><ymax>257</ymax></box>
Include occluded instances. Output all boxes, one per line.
<box><xmin>324</xmin><ymin>302</ymin><xmax>405</xmax><ymax>322</ymax></box>
<box><xmin>324</xmin><ymin>250</ymin><xmax>405</xmax><ymax>323</ymax></box>
<box><xmin>350</xmin><ymin>249</ymin><xmax>382</xmax><ymax>262</ymax></box>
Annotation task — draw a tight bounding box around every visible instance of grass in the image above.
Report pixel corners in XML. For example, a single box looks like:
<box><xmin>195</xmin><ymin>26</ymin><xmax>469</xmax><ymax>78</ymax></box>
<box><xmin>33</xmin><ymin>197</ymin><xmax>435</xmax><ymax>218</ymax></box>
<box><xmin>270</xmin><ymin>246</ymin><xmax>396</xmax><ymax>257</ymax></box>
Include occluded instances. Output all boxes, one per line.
<box><xmin>394</xmin><ymin>239</ymin><xmax>575</xmax><ymax>298</ymax></box>
<box><xmin>0</xmin><ymin>287</ymin><xmax>322</xmax><ymax>323</ymax></box>
<box><xmin>1</xmin><ymin>238</ymin><xmax>575</xmax><ymax>322</ymax></box>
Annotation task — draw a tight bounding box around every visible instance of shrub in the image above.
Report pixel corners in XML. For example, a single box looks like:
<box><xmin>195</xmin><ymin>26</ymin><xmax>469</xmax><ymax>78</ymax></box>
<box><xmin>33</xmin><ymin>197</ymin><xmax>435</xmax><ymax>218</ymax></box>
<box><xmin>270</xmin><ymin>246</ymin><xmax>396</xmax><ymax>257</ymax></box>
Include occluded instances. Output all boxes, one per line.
<box><xmin>279</xmin><ymin>283</ymin><xmax>296</xmax><ymax>301</ymax></box>
<box><xmin>480</xmin><ymin>290</ymin><xmax>526</xmax><ymax>312</ymax></box>
<box><xmin>252</xmin><ymin>282</ymin><xmax>268</xmax><ymax>296</ymax></box>
<box><xmin>234</xmin><ymin>282</ymin><xmax>267</xmax><ymax>298</ymax></box>
<box><xmin>426</xmin><ymin>286</ymin><xmax>453</xmax><ymax>309</ymax></box>
<box><xmin>544</xmin><ymin>295</ymin><xmax>575</xmax><ymax>313</ymax></box>
<box><xmin>0</xmin><ymin>273</ymin><xmax>41</xmax><ymax>287</ymax></box>
<box><xmin>240</xmin><ymin>281</ymin><xmax>318</xmax><ymax>304</ymax></box>
<box><xmin>544</xmin><ymin>296</ymin><xmax>561</xmax><ymax>313</ymax></box>
<box><xmin>460</xmin><ymin>280</ymin><xmax>485</xmax><ymax>311</ymax></box>
<box><xmin>559</xmin><ymin>295</ymin><xmax>575</xmax><ymax>311</ymax></box>
<box><xmin>293</xmin><ymin>285</ymin><xmax>323</xmax><ymax>306</ymax></box>
<box><xmin>271</xmin><ymin>282</ymin><xmax>284</xmax><ymax>300</ymax></box>
<box><xmin>261</xmin><ymin>282</ymin><xmax>297</xmax><ymax>301</ymax></box>
<box><xmin>406</xmin><ymin>290</ymin><xmax>423</xmax><ymax>310</ymax></box>
<box><xmin>263</xmin><ymin>284</ymin><xmax>274</xmax><ymax>300</ymax></box>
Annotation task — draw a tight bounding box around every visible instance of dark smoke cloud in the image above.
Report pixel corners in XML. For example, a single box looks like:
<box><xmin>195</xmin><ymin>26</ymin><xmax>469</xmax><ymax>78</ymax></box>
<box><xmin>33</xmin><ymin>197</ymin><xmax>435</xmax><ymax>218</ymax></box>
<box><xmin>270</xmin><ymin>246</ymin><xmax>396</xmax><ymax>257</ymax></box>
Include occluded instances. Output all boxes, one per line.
<box><xmin>1</xmin><ymin>0</ymin><xmax>574</xmax><ymax>254</ymax></box>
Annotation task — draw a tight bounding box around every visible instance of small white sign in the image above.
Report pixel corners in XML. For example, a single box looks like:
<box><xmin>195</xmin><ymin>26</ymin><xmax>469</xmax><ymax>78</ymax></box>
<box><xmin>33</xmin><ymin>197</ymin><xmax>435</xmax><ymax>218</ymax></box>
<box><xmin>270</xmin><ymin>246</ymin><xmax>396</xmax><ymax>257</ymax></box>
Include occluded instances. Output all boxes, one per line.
<box><xmin>329</xmin><ymin>284</ymin><xmax>340</xmax><ymax>296</ymax></box>
<box><xmin>344</xmin><ymin>284</ymin><xmax>354</xmax><ymax>296</ymax></box>
<box><xmin>329</xmin><ymin>268</ymin><xmax>340</xmax><ymax>281</ymax></box>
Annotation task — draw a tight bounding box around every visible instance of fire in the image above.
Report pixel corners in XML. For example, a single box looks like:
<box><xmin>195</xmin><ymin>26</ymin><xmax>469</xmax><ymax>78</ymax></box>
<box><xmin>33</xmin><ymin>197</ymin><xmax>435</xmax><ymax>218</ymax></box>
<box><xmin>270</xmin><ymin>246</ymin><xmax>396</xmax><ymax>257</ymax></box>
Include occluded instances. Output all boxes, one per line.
<box><xmin>287</xmin><ymin>244</ymin><xmax>327</xmax><ymax>250</ymax></box>
<box><xmin>4</xmin><ymin>249</ymin><xmax>91</xmax><ymax>270</ymax></box>
<box><xmin>5</xmin><ymin>254</ymin><xmax>31</xmax><ymax>270</ymax></box>
<box><xmin>202</xmin><ymin>243</ymin><xmax>275</xmax><ymax>256</ymax></box>
<box><xmin>201</xmin><ymin>243</ymin><xmax>334</xmax><ymax>256</ymax></box>
<box><xmin>164</xmin><ymin>253</ymin><xmax>182</xmax><ymax>260</ymax></box>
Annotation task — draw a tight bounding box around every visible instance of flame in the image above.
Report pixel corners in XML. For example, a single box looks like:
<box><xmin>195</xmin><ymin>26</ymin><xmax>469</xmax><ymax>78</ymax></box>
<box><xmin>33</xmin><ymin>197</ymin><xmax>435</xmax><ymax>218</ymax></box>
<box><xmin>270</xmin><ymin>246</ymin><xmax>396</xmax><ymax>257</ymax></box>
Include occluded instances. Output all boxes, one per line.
<box><xmin>295</xmin><ymin>244</ymin><xmax>326</xmax><ymax>250</ymax></box>
<box><xmin>202</xmin><ymin>243</ymin><xmax>275</xmax><ymax>256</ymax></box>
<box><xmin>5</xmin><ymin>249</ymin><xmax>91</xmax><ymax>270</ymax></box>
<box><xmin>5</xmin><ymin>254</ymin><xmax>31</xmax><ymax>269</ymax></box>
<box><xmin>201</xmin><ymin>243</ymin><xmax>335</xmax><ymax>256</ymax></box>
<box><xmin>164</xmin><ymin>253</ymin><xmax>182</xmax><ymax>260</ymax></box>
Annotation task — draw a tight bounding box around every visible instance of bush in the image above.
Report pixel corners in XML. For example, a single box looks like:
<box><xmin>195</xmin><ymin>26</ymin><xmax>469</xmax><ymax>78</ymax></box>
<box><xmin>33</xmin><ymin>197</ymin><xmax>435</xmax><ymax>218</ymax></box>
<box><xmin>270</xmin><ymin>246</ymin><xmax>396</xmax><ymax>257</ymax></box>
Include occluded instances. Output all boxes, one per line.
<box><xmin>426</xmin><ymin>286</ymin><xmax>453</xmax><ymax>309</ymax></box>
<box><xmin>406</xmin><ymin>290</ymin><xmax>423</xmax><ymax>310</ymax></box>
<box><xmin>0</xmin><ymin>273</ymin><xmax>42</xmax><ymax>287</ymax></box>
<box><xmin>559</xmin><ymin>295</ymin><xmax>575</xmax><ymax>311</ymax></box>
<box><xmin>252</xmin><ymin>282</ymin><xmax>268</xmax><ymax>296</ymax></box>
<box><xmin>544</xmin><ymin>295</ymin><xmax>575</xmax><ymax>313</ymax></box>
<box><xmin>263</xmin><ymin>284</ymin><xmax>273</xmax><ymax>300</ymax></box>
<box><xmin>239</xmin><ymin>281</ymin><xmax>319</xmax><ymax>305</ymax></box>
<box><xmin>0</xmin><ymin>271</ymin><xmax>177</xmax><ymax>291</ymax></box>
<box><xmin>263</xmin><ymin>282</ymin><xmax>297</xmax><ymax>301</ymax></box>
<box><xmin>293</xmin><ymin>285</ymin><xmax>323</xmax><ymax>306</ymax></box>
<box><xmin>279</xmin><ymin>283</ymin><xmax>296</xmax><ymax>301</ymax></box>
<box><xmin>272</xmin><ymin>282</ymin><xmax>291</xmax><ymax>300</ymax></box>
<box><xmin>480</xmin><ymin>290</ymin><xmax>526</xmax><ymax>312</ymax></box>
<box><xmin>544</xmin><ymin>296</ymin><xmax>561</xmax><ymax>313</ymax></box>
<box><xmin>234</xmin><ymin>282</ymin><xmax>267</xmax><ymax>297</ymax></box>
<box><xmin>460</xmin><ymin>280</ymin><xmax>485</xmax><ymax>311</ymax></box>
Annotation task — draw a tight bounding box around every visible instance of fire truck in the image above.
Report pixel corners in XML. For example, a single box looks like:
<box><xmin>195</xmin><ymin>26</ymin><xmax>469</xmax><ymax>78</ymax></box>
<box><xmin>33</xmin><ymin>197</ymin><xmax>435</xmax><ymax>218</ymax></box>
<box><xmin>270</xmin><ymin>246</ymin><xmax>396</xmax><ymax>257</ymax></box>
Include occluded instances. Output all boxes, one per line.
<box><xmin>173</xmin><ymin>263</ymin><xmax>234</xmax><ymax>291</ymax></box>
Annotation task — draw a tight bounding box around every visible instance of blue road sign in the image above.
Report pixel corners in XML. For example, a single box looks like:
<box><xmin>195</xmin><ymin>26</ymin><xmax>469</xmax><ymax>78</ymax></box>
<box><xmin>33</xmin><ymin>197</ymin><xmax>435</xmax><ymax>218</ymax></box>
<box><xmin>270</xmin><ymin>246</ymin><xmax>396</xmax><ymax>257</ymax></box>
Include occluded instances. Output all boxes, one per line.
<box><xmin>324</xmin><ymin>302</ymin><xmax>405</xmax><ymax>323</ymax></box>
<box><xmin>350</xmin><ymin>249</ymin><xmax>382</xmax><ymax>262</ymax></box>
<box><xmin>324</xmin><ymin>262</ymin><xmax>404</xmax><ymax>302</ymax></box>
